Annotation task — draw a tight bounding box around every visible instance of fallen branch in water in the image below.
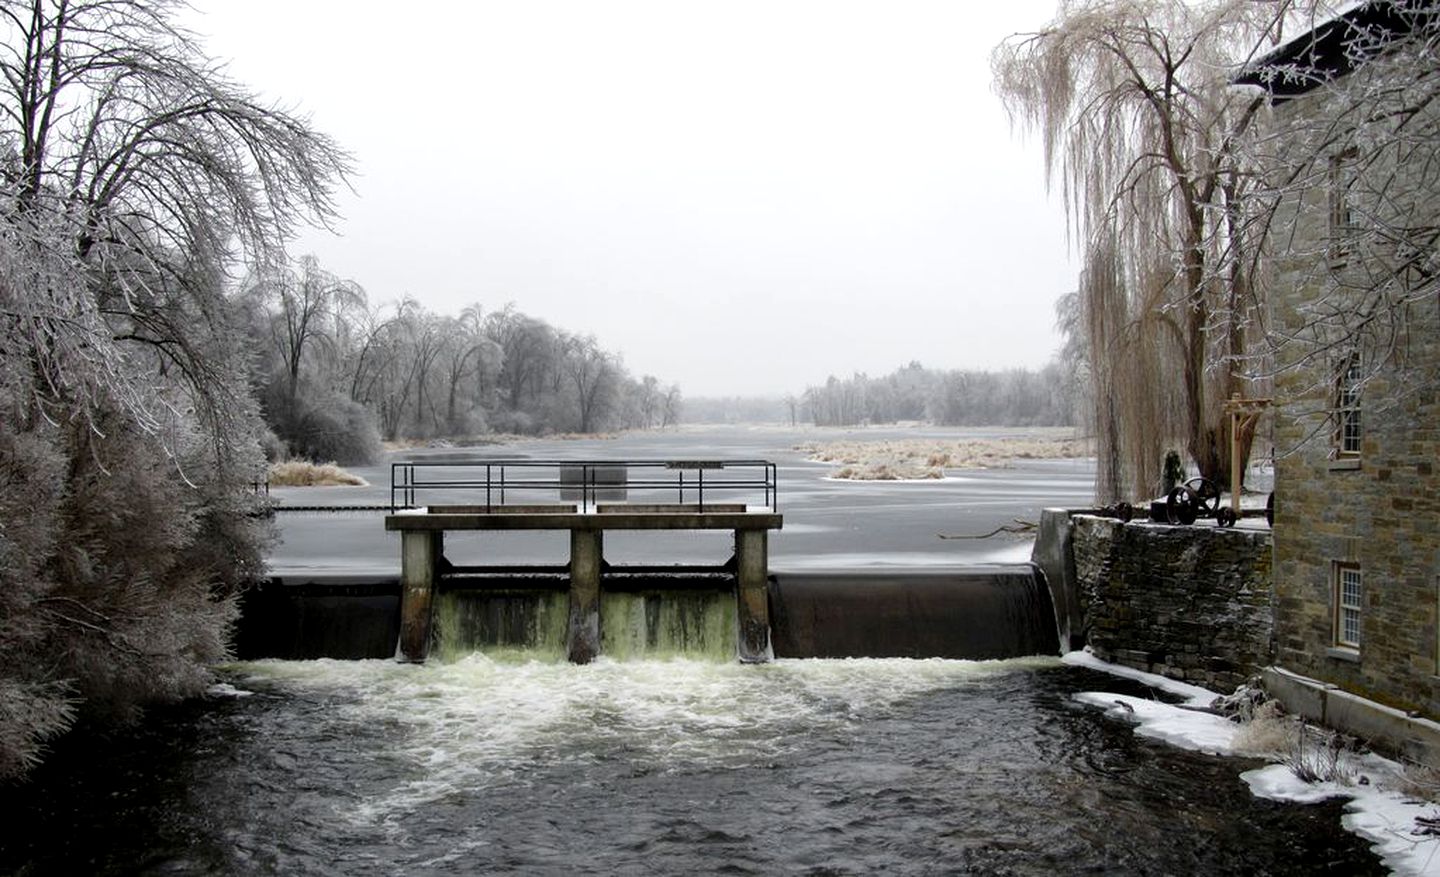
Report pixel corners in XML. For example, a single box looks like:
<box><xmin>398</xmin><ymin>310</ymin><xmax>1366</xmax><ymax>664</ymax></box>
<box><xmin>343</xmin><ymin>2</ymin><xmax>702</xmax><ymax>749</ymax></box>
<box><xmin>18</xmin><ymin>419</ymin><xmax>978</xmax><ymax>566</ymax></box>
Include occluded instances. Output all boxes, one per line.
<box><xmin>937</xmin><ymin>519</ymin><xmax>1037</xmax><ymax>539</ymax></box>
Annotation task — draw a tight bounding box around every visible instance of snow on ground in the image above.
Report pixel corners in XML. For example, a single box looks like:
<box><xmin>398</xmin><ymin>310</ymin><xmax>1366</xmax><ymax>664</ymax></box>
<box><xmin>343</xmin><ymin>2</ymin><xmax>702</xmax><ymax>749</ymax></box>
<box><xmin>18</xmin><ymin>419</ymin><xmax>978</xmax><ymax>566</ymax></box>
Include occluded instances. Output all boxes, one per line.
<box><xmin>1065</xmin><ymin>650</ymin><xmax>1440</xmax><ymax>875</ymax></box>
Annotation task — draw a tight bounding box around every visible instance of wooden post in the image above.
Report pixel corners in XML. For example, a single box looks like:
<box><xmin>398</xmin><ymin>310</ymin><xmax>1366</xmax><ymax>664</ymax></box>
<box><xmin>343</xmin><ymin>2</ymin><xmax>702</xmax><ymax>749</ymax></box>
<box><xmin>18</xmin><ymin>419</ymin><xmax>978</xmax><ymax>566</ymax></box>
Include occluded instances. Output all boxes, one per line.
<box><xmin>567</xmin><ymin>529</ymin><xmax>603</xmax><ymax>663</ymax></box>
<box><xmin>735</xmin><ymin>528</ymin><xmax>771</xmax><ymax>663</ymax></box>
<box><xmin>397</xmin><ymin>530</ymin><xmax>442</xmax><ymax>662</ymax></box>
<box><xmin>1223</xmin><ymin>395</ymin><xmax>1272</xmax><ymax>517</ymax></box>
<box><xmin>1230</xmin><ymin>401</ymin><xmax>1242</xmax><ymax>517</ymax></box>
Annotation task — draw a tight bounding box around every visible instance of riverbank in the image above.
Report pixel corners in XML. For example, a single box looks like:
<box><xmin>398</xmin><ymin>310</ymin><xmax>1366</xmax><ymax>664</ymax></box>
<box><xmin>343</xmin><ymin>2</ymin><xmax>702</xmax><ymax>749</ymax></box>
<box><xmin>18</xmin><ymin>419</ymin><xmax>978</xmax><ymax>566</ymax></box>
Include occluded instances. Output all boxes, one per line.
<box><xmin>1068</xmin><ymin>651</ymin><xmax>1440</xmax><ymax>876</ymax></box>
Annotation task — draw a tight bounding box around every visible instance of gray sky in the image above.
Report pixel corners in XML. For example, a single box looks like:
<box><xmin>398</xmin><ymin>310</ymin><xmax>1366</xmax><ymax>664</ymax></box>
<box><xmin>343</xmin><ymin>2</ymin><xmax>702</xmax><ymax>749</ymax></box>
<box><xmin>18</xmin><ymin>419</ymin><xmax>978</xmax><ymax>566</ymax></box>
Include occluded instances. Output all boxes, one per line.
<box><xmin>188</xmin><ymin>1</ymin><xmax>1073</xmax><ymax>398</ymax></box>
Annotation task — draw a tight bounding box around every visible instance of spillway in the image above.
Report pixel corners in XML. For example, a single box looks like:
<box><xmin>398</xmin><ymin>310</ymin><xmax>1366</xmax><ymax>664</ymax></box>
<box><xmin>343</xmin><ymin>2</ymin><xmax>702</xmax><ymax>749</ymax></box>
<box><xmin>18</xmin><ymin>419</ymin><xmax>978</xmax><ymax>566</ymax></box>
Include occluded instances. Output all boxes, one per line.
<box><xmin>235</xmin><ymin>565</ymin><xmax>1060</xmax><ymax>662</ymax></box>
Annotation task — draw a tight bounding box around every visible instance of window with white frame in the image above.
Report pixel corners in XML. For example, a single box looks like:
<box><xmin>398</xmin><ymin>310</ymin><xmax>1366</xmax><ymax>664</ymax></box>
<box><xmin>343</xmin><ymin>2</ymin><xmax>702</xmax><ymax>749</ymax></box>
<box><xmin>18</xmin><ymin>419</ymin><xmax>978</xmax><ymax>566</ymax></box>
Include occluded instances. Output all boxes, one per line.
<box><xmin>1334</xmin><ymin>562</ymin><xmax>1362</xmax><ymax>649</ymax></box>
<box><xmin>1334</xmin><ymin>353</ymin><xmax>1362</xmax><ymax>456</ymax></box>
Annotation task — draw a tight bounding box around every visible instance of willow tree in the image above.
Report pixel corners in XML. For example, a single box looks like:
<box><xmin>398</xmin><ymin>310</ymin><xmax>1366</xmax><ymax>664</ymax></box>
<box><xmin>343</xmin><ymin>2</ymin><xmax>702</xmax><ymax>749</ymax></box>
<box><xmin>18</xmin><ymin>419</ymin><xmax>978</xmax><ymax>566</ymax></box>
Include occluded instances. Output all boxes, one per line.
<box><xmin>993</xmin><ymin>0</ymin><xmax>1292</xmax><ymax>501</ymax></box>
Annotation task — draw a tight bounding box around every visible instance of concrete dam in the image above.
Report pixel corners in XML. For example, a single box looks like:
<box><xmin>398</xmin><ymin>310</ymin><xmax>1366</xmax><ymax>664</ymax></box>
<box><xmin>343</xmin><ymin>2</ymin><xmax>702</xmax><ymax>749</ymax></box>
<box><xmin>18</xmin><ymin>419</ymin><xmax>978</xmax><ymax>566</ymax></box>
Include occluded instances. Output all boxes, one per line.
<box><xmin>239</xmin><ymin>458</ymin><xmax>1062</xmax><ymax>663</ymax></box>
<box><xmin>236</xmin><ymin>565</ymin><xmax>1059</xmax><ymax>662</ymax></box>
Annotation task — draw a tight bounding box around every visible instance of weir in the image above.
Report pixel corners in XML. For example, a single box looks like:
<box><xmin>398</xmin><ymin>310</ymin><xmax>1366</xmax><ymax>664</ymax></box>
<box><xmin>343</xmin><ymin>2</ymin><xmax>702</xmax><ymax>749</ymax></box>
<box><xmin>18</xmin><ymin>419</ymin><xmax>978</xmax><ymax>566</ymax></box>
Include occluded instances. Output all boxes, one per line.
<box><xmin>235</xmin><ymin>565</ymin><xmax>1060</xmax><ymax>662</ymax></box>
<box><xmin>383</xmin><ymin>460</ymin><xmax>783</xmax><ymax>664</ymax></box>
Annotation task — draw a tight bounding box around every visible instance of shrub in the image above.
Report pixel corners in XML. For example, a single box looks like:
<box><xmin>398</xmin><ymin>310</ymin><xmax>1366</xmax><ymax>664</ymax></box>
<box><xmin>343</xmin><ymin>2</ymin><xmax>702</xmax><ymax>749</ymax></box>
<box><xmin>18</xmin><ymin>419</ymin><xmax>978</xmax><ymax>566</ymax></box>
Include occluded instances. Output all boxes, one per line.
<box><xmin>0</xmin><ymin>401</ymin><xmax>268</xmax><ymax>780</ymax></box>
<box><xmin>263</xmin><ymin>383</ymin><xmax>382</xmax><ymax>466</ymax></box>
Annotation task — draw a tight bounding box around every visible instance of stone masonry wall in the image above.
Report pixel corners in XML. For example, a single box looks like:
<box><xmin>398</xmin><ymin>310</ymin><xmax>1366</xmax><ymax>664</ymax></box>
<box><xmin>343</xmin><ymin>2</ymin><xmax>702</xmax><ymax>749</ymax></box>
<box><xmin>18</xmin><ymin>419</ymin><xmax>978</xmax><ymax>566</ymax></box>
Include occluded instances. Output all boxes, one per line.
<box><xmin>1071</xmin><ymin>516</ymin><xmax>1273</xmax><ymax>693</ymax></box>
<box><xmin>1267</xmin><ymin>68</ymin><xmax>1440</xmax><ymax>720</ymax></box>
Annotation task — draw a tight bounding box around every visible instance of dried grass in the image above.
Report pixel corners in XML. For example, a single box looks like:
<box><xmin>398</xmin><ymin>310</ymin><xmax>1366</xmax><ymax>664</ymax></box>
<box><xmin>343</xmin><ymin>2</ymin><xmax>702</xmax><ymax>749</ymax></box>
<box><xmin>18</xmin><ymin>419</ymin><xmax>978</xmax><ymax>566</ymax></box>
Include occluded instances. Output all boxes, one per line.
<box><xmin>1233</xmin><ymin>703</ymin><xmax>1355</xmax><ymax>785</ymax></box>
<box><xmin>799</xmin><ymin>436</ymin><xmax>1093</xmax><ymax>481</ymax></box>
<box><xmin>1233</xmin><ymin>702</ymin><xmax>1300</xmax><ymax>756</ymax></box>
<box><xmin>1393</xmin><ymin>762</ymin><xmax>1440</xmax><ymax>805</ymax></box>
<box><xmin>267</xmin><ymin>460</ymin><xmax>368</xmax><ymax>487</ymax></box>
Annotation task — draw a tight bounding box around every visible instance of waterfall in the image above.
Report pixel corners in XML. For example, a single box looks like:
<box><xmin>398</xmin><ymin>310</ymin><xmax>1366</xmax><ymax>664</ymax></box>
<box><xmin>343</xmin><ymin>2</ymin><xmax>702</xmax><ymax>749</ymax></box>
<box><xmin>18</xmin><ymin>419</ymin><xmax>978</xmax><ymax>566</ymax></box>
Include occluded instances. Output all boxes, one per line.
<box><xmin>768</xmin><ymin>566</ymin><xmax>1059</xmax><ymax>660</ymax></box>
<box><xmin>429</xmin><ymin>587</ymin><xmax>737</xmax><ymax>662</ymax></box>
<box><xmin>431</xmin><ymin>589</ymin><xmax>570</xmax><ymax>662</ymax></box>
<box><xmin>238</xmin><ymin>567</ymin><xmax>1061</xmax><ymax>662</ymax></box>
<box><xmin>600</xmin><ymin>590</ymin><xmax>736</xmax><ymax>661</ymax></box>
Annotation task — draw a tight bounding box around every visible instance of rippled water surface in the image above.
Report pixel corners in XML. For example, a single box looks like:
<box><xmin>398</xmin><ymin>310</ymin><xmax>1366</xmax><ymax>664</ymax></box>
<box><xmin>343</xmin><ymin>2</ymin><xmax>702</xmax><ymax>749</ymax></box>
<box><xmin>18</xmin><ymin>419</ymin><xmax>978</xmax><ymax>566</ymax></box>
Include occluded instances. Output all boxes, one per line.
<box><xmin>2</xmin><ymin>656</ymin><xmax>1382</xmax><ymax>875</ymax></box>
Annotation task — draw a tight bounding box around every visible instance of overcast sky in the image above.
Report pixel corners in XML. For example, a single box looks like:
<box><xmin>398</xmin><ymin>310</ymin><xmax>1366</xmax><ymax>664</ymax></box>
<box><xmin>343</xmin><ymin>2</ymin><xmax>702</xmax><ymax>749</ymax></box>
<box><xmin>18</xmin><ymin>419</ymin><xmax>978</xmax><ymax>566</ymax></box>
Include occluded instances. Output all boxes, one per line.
<box><xmin>187</xmin><ymin>1</ymin><xmax>1073</xmax><ymax>398</ymax></box>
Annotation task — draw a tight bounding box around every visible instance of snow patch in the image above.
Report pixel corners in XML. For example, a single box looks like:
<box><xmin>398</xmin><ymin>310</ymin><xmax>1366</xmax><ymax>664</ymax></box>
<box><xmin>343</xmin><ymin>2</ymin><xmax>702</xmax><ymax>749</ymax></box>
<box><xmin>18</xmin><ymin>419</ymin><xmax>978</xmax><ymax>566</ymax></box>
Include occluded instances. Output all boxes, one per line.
<box><xmin>1062</xmin><ymin>649</ymin><xmax>1217</xmax><ymax>705</ymax></box>
<box><xmin>1072</xmin><ymin>692</ymin><xmax>1239</xmax><ymax>756</ymax></box>
<box><xmin>1245</xmin><ymin>761</ymin><xmax>1440</xmax><ymax>876</ymax></box>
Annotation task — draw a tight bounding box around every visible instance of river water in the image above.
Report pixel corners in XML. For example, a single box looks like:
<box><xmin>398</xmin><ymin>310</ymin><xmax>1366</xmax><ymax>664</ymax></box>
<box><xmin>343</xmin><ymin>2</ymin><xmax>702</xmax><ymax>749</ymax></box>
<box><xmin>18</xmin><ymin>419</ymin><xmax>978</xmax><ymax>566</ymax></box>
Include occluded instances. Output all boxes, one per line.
<box><xmin>1</xmin><ymin>656</ymin><xmax>1381</xmax><ymax>875</ymax></box>
<box><xmin>1</xmin><ymin>426</ymin><xmax>1380</xmax><ymax>874</ymax></box>
<box><xmin>263</xmin><ymin>425</ymin><xmax>1097</xmax><ymax>573</ymax></box>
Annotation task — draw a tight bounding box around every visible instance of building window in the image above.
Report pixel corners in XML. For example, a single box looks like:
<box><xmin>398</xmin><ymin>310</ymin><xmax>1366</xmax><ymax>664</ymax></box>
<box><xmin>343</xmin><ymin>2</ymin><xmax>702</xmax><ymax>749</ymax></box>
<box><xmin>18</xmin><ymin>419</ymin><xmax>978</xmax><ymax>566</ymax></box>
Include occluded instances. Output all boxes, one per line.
<box><xmin>1328</xmin><ymin>147</ymin><xmax>1358</xmax><ymax>261</ymax></box>
<box><xmin>1334</xmin><ymin>563</ymin><xmax>1362</xmax><ymax>649</ymax></box>
<box><xmin>1334</xmin><ymin>353</ymin><xmax>1362</xmax><ymax>456</ymax></box>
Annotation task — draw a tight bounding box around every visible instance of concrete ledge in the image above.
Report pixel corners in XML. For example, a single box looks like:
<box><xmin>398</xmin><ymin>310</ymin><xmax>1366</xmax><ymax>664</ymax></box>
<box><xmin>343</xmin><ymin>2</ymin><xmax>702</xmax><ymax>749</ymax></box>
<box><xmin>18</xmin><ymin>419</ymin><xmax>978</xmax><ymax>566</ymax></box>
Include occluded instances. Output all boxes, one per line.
<box><xmin>596</xmin><ymin>503</ymin><xmax>748</xmax><ymax>514</ymax></box>
<box><xmin>1263</xmin><ymin>666</ymin><xmax>1440</xmax><ymax>767</ymax></box>
<box><xmin>385</xmin><ymin>511</ymin><xmax>782</xmax><ymax>531</ymax></box>
<box><xmin>1325</xmin><ymin>646</ymin><xmax>1361</xmax><ymax>663</ymax></box>
<box><xmin>1261</xmin><ymin>665</ymin><xmax>1332</xmax><ymax>723</ymax></box>
<box><xmin>427</xmin><ymin>503</ymin><xmax>579</xmax><ymax>514</ymax></box>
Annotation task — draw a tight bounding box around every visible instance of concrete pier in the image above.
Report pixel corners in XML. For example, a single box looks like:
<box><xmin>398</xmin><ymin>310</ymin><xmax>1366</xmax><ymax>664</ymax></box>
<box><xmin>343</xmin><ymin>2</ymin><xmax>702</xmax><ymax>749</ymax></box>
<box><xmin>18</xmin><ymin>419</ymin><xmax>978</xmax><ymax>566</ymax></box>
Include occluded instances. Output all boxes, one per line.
<box><xmin>397</xmin><ymin>531</ymin><xmax>442</xmax><ymax>662</ymax></box>
<box><xmin>567</xmin><ymin>530</ymin><xmax>604</xmax><ymax>663</ymax></box>
<box><xmin>735</xmin><ymin>529</ymin><xmax>771</xmax><ymax>662</ymax></box>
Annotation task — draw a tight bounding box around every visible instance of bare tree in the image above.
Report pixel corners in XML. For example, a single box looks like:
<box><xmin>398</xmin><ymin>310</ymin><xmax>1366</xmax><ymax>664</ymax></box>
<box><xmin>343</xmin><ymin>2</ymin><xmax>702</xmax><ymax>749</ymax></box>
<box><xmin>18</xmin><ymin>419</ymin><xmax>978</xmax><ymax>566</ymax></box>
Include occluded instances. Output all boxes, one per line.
<box><xmin>992</xmin><ymin>0</ymin><xmax>1293</xmax><ymax>499</ymax></box>
<box><xmin>561</xmin><ymin>334</ymin><xmax>617</xmax><ymax>434</ymax></box>
<box><xmin>246</xmin><ymin>255</ymin><xmax>365</xmax><ymax>402</ymax></box>
<box><xmin>486</xmin><ymin>306</ymin><xmax>556</xmax><ymax>414</ymax></box>
<box><xmin>662</xmin><ymin>384</ymin><xmax>683</xmax><ymax>428</ymax></box>
<box><xmin>438</xmin><ymin>303</ymin><xmax>502</xmax><ymax>434</ymax></box>
<box><xmin>3</xmin><ymin>0</ymin><xmax>348</xmax><ymax>409</ymax></box>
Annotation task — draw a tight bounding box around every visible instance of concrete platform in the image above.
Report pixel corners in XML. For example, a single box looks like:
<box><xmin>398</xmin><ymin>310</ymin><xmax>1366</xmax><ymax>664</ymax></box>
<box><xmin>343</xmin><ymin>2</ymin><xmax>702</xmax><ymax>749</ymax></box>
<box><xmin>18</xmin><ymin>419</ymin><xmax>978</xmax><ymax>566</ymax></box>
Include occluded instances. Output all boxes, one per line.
<box><xmin>385</xmin><ymin>509</ymin><xmax>782</xmax><ymax>531</ymax></box>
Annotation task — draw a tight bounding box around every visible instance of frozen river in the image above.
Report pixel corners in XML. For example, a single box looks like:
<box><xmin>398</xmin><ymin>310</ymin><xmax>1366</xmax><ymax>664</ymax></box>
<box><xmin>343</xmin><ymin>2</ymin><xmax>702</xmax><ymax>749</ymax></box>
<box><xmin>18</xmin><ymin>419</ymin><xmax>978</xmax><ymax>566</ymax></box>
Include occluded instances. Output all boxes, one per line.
<box><xmin>266</xmin><ymin>425</ymin><xmax>1096</xmax><ymax>573</ymax></box>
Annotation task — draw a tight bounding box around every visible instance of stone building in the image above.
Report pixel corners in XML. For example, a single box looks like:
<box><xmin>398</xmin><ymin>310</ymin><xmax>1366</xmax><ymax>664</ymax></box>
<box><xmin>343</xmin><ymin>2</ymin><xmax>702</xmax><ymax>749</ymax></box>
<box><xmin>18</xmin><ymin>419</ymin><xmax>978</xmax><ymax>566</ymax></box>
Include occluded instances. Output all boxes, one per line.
<box><xmin>1238</xmin><ymin>2</ymin><xmax>1440</xmax><ymax>728</ymax></box>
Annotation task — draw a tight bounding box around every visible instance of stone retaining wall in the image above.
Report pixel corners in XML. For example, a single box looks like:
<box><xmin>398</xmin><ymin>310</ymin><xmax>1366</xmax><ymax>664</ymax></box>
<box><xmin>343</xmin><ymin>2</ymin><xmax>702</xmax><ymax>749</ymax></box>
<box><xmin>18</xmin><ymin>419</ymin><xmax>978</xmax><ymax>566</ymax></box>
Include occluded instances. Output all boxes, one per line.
<box><xmin>1070</xmin><ymin>515</ymin><xmax>1274</xmax><ymax>693</ymax></box>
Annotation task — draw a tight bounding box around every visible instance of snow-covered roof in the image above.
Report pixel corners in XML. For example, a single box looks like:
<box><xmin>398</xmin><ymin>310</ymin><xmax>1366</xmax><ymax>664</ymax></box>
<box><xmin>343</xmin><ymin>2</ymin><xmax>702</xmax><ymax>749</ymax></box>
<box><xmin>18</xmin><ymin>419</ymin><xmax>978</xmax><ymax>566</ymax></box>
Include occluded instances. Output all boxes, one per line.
<box><xmin>1235</xmin><ymin>1</ymin><xmax>1438</xmax><ymax>98</ymax></box>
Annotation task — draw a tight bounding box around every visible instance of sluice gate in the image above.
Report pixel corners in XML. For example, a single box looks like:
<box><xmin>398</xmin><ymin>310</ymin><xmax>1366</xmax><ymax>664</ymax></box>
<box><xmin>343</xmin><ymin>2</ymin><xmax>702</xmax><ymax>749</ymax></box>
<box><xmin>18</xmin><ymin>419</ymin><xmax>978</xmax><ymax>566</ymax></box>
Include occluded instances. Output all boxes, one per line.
<box><xmin>384</xmin><ymin>459</ymin><xmax>782</xmax><ymax>663</ymax></box>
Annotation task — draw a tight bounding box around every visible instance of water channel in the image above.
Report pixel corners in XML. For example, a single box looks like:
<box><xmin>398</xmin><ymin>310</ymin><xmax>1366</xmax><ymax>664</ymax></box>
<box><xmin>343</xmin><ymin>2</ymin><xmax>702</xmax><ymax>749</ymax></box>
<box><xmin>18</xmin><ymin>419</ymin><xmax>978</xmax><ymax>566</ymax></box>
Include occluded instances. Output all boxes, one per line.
<box><xmin>0</xmin><ymin>426</ymin><xmax>1384</xmax><ymax>874</ymax></box>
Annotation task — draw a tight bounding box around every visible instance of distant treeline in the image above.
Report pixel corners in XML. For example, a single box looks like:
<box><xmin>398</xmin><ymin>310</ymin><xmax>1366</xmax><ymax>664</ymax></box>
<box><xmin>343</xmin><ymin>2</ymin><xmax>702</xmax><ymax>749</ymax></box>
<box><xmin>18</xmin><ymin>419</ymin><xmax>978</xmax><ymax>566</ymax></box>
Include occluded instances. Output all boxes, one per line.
<box><xmin>683</xmin><ymin>395</ymin><xmax>791</xmax><ymax>424</ymax></box>
<box><xmin>684</xmin><ymin>362</ymin><xmax>1080</xmax><ymax>427</ymax></box>
<box><xmin>244</xmin><ymin>257</ymin><xmax>681</xmax><ymax>463</ymax></box>
<box><xmin>802</xmin><ymin>361</ymin><xmax>1078</xmax><ymax>427</ymax></box>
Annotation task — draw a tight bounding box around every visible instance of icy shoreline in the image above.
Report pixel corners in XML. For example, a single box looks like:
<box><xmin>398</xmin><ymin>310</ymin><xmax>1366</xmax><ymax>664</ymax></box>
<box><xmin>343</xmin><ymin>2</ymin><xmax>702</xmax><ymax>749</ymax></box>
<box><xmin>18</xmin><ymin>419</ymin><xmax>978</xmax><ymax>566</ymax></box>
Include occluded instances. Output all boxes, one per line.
<box><xmin>1066</xmin><ymin>650</ymin><xmax>1440</xmax><ymax>875</ymax></box>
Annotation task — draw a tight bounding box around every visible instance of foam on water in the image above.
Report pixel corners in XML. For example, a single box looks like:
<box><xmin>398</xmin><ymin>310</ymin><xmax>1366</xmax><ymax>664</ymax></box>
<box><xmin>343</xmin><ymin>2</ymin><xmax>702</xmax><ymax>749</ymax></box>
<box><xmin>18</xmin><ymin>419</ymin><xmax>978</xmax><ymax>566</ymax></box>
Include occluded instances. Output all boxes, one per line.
<box><xmin>234</xmin><ymin>655</ymin><xmax>1057</xmax><ymax>831</ymax></box>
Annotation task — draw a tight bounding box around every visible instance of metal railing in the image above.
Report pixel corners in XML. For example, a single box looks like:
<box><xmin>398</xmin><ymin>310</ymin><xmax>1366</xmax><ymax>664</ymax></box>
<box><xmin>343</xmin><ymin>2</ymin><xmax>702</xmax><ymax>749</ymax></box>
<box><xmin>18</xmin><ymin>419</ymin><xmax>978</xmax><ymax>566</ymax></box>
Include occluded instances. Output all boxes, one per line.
<box><xmin>389</xmin><ymin>459</ymin><xmax>778</xmax><ymax>513</ymax></box>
